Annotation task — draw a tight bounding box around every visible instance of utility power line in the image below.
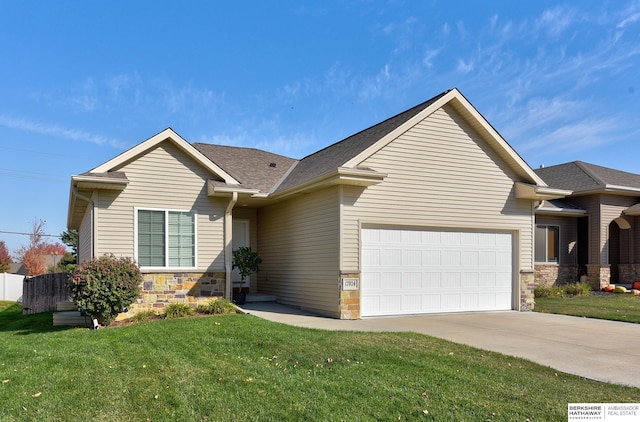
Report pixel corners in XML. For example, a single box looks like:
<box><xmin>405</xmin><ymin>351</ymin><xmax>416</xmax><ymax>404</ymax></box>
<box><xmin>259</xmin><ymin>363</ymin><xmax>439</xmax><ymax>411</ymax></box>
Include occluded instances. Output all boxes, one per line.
<box><xmin>0</xmin><ymin>230</ymin><xmax>61</xmax><ymax>238</ymax></box>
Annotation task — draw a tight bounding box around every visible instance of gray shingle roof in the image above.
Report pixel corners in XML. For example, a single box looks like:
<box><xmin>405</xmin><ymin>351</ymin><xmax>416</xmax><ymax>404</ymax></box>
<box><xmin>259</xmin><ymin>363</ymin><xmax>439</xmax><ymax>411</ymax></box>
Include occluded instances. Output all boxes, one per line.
<box><xmin>535</xmin><ymin>161</ymin><xmax>640</xmax><ymax>193</ymax></box>
<box><xmin>273</xmin><ymin>90</ymin><xmax>451</xmax><ymax>193</ymax></box>
<box><xmin>192</xmin><ymin>143</ymin><xmax>297</xmax><ymax>193</ymax></box>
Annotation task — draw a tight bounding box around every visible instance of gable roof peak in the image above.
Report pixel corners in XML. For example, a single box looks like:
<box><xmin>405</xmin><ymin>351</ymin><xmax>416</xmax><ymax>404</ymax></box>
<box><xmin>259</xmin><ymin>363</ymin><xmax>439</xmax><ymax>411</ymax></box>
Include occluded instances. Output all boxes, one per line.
<box><xmin>89</xmin><ymin>128</ymin><xmax>239</xmax><ymax>184</ymax></box>
<box><xmin>535</xmin><ymin>160</ymin><xmax>640</xmax><ymax>193</ymax></box>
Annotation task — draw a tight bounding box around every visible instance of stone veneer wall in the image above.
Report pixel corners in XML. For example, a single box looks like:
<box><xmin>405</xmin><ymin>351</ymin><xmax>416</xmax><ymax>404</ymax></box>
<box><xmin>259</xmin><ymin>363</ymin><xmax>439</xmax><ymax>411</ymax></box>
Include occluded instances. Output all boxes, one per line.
<box><xmin>587</xmin><ymin>264</ymin><xmax>610</xmax><ymax>290</ymax></box>
<box><xmin>339</xmin><ymin>273</ymin><xmax>360</xmax><ymax>319</ymax></box>
<box><xmin>534</xmin><ymin>264</ymin><xmax>579</xmax><ymax>287</ymax></box>
<box><xmin>618</xmin><ymin>264</ymin><xmax>640</xmax><ymax>284</ymax></box>
<box><xmin>117</xmin><ymin>272</ymin><xmax>226</xmax><ymax>320</ymax></box>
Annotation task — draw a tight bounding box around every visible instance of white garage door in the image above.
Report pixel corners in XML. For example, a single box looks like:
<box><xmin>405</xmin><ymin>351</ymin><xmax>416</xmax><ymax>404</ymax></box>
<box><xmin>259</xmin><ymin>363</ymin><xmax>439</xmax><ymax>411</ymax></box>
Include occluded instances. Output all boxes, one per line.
<box><xmin>361</xmin><ymin>227</ymin><xmax>513</xmax><ymax>317</ymax></box>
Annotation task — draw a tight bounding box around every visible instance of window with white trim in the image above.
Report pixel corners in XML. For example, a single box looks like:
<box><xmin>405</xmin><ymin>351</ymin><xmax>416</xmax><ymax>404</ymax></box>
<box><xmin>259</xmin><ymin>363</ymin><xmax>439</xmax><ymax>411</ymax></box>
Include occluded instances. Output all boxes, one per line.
<box><xmin>137</xmin><ymin>209</ymin><xmax>196</xmax><ymax>268</ymax></box>
<box><xmin>535</xmin><ymin>225</ymin><xmax>559</xmax><ymax>263</ymax></box>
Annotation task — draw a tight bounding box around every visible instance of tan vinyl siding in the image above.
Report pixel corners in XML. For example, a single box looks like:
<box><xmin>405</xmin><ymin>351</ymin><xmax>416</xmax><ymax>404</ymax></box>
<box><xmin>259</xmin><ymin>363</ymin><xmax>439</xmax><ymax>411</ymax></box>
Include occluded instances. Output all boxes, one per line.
<box><xmin>342</xmin><ymin>105</ymin><xmax>533</xmax><ymax>272</ymax></box>
<box><xmin>600</xmin><ymin>194</ymin><xmax>638</xmax><ymax>264</ymax></box>
<box><xmin>568</xmin><ymin>195</ymin><xmax>602</xmax><ymax>264</ymax></box>
<box><xmin>535</xmin><ymin>215</ymin><xmax>577</xmax><ymax>265</ymax></box>
<box><xmin>94</xmin><ymin>141</ymin><xmax>226</xmax><ymax>271</ymax></box>
<box><xmin>78</xmin><ymin>202</ymin><xmax>93</xmax><ymax>263</ymax></box>
<box><xmin>258</xmin><ymin>186</ymin><xmax>340</xmax><ymax>317</ymax></box>
<box><xmin>569</xmin><ymin>194</ymin><xmax>639</xmax><ymax>265</ymax></box>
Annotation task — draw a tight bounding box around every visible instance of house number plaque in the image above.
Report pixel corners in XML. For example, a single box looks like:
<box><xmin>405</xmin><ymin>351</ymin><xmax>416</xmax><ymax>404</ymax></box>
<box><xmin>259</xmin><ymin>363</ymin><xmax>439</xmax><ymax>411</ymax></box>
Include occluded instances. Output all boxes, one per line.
<box><xmin>342</xmin><ymin>277</ymin><xmax>358</xmax><ymax>290</ymax></box>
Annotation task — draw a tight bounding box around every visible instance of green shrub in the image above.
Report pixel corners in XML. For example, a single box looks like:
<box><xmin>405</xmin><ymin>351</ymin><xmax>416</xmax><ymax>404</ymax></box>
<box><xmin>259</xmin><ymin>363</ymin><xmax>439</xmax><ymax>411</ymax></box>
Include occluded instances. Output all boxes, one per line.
<box><xmin>534</xmin><ymin>285</ymin><xmax>564</xmax><ymax>298</ymax></box>
<box><xmin>164</xmin><ymin>303</ymin><xmax>195</xmax><ymax>319</ymax></box>
<box><xmin>131</xmin><ymin>310</ymin><xmax>158</xmax><ymax>323</ymax></box>
<box><xmin>535</xmin><ymin>282</ymin><xmax>592</xmax><ymax>298</ymax></box>
<box><xmin>196</xmin><ymin>298</ymin><xmax>237</xmax><ymax>315</ymax></box>
<box><xmin>69</xmin><ymin>255</ymin><xmax>142</xmax><ymax>326</ymax></box>
<box><xmin>564</xmin><ymin>282</ymin><xmax>592</xmax><ymax>296</ymax></box>
<box><xmin>232</xmin><ymin>246</ymin><xmax>262</xmax><ymax>282</ymax></box>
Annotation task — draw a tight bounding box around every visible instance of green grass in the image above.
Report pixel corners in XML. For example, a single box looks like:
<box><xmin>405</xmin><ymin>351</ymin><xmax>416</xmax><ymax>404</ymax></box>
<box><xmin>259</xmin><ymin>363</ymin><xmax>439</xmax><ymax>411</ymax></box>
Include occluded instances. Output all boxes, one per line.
<box><xmin>534</xmin><ymin>294</ymin><xmax>640</xmax><ymax>323</ymax></box>
<box><xmin>1</xmin><ymin>301</ymin><xmax>638</xmax><ymax>421</ymax></box>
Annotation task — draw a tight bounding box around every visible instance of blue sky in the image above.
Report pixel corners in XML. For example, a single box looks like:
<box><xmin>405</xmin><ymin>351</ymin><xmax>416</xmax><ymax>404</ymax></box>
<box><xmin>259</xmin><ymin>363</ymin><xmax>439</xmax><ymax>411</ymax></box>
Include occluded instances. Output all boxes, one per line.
<box><xmin>1</xmin><ymin>0</ymin><xmax>639</xmax><ymax>254</ymax></box>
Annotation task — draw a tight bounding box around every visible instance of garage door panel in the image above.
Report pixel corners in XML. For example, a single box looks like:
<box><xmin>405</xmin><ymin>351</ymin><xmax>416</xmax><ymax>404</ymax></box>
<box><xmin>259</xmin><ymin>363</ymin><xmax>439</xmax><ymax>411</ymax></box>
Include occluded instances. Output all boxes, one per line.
<box><xmin>423</xmin><ymin>272</ymin><xmax>441</xmax><ymax>288</ymax></box>
<box><xmin>403</xmin><ymin>249</ymin><xmax>422</xmax><ymax>266</ymax></box>
<box><xmin>423</xmin><ymin>250</ymin><xmax>441</xmax><ymax>265</ymax></box>
<box><xmin>381</xmin><ymin>249</ymin><xmax>402</xmax><ymax>266</ymax></box>
<box><xmin>380</xmin><ymin>272</ymin><xmax>402</xmax><ymax>289</ymax></box>
<box><xmin>361</xmin><ymin>228</ymin><xmax>513</xmax><ymax>316</ymax></box>
<box><xmin>403</xmin><ymin>272</ymin><xmax>421</xmax><ymax>289</ymax></box>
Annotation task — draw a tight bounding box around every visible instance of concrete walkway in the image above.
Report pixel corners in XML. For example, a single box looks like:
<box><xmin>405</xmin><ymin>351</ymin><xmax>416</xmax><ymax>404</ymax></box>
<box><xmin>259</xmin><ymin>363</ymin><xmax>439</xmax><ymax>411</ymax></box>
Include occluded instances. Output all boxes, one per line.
<box><xmin>239</xmin><ymin>302</ymin><xmax>640</xmax><ymax>389</ymax></box>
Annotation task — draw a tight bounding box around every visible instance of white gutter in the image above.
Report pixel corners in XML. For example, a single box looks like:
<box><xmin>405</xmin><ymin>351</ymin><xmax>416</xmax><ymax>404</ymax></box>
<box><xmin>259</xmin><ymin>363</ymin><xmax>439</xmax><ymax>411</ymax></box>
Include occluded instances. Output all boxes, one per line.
<box><xmin>224</xmin><ymin>191</ymin><xmax>238</xmax><ymax>301</ymax></box>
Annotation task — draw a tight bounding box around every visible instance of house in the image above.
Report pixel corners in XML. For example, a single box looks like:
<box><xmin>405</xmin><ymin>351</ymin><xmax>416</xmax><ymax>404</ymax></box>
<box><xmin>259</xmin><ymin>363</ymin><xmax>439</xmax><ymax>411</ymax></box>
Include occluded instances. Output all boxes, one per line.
<box><xmin>9</xmin><ymin>262</ymin><xmax>28</xmax><ymax>276</ymax></box>
<box><xmin>67</xmin><ymin>88</ymin><xmax>571</xmax><ymax>319</ymax></box>
<box><xmin>534</xmin><ymin>161</ymin><xmax>640</xmax><ymax>289</ymax></box>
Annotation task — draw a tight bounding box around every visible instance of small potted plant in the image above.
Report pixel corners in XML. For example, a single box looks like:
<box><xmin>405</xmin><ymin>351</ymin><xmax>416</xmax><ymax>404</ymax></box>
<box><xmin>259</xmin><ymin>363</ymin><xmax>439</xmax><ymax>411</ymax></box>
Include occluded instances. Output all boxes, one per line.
<box><xmin>232</xmin><ymin>246</ymin><xmax>262</xmax><ymax>305</ymax></box>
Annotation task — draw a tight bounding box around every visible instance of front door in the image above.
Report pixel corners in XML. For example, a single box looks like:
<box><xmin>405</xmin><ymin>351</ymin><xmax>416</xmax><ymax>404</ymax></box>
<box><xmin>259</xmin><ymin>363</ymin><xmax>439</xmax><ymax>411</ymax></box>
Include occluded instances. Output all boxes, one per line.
<box><xmin>232</xmin><ymin>220</ymin><xmax>250</xmax><ymax>287</ymax></box>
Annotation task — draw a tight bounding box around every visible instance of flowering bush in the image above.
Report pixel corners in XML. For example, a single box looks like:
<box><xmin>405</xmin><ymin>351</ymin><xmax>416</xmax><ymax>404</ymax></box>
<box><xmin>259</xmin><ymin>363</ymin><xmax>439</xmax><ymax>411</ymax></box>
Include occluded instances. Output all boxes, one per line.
<box><xmin>232</xmin><ymin>247</ymin><xmax>262</xmax><ymax>281</ymax></box>
<box><xmin>69</xmin><ymin>255</ymin><xmax>142</xmax><ymax>326</ymax></box>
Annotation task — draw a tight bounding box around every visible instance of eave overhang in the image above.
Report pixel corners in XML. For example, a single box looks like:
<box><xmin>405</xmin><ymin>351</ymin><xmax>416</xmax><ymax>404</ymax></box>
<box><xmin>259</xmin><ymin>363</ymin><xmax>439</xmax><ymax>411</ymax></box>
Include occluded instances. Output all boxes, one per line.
<box><xmin>72</xmin><ymin>174</ymin><xmax>129</xmax><ymax>191</ymax></box>
<box><xmin>514</xmin><ymin>182</ymin><xmax>572</xmax><ymax>200</ymax></box>
<box><xmin>270</xmin><ymin>167</ymin><xmax>387</xmax><ymax>199</ymax></box>
<box><xmin>571</xmin><ymin>185</ymin><xmax>640</xmax><ymax>197</ymax></box>
<box><xmin>535</xmin><ymin>201</ymin><xmax>588</xmax><ymax>217</ymax></box>
<box><xmin>624</xmin><ymin>203</ymin><xmax>640</xmax><ymax>217</ymax></box>
<box><xmin>67</xmin><ymin>173</ymin><xmax>130</xmax><ymax>229</ymax></box>
<box><xmin>207</xmin><ymin>181</ymin><xmax>261</xmax><ymax>197</ymax></box>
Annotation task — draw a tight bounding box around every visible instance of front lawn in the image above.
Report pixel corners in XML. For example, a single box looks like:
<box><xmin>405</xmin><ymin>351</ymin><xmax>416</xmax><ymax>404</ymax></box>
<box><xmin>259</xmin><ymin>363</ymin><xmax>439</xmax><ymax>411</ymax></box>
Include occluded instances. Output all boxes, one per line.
<box><xmin>534</xmin><ymin>294</ymin><xmax>640</xmax><ymax>324</ymax></box>
<box><xmin>1</xmin><ymin>301</ymin><xmax>638</xmax><ymax>421</ymax></box>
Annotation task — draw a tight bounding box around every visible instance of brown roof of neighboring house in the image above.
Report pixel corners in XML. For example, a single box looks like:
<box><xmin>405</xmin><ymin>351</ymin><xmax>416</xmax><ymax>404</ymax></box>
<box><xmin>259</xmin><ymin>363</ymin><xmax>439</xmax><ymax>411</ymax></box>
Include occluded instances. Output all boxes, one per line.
<box><xmin>9</xmin><ymin>262</ymin><xmax>28</xmax><ymax>275</ymax></box>
<box><xmin>535</xmin><ymin>161</ymin><xmax>640</xmax><ymax>193</ymax></box>
<box><xmin>192</xmin><ymin>143</ymin><xmax>297</xmax><ymax>193</ymax></box>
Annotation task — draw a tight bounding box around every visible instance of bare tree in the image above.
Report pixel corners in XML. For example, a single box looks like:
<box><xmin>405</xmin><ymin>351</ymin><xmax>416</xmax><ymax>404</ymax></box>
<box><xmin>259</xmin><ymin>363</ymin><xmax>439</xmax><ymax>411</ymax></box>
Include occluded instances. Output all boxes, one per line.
<box><xmin>15</xmin><ymin>219</ymin><xmax>48</xmax><ymax>276</ymax></box>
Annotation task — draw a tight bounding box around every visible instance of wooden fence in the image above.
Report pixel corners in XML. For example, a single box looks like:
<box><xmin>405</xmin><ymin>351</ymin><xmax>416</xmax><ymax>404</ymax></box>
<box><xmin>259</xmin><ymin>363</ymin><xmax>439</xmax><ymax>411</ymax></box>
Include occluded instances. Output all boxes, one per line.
<box><xmin>22</xmin><ymin>273</ymin><xmax>71</xmax><ymax>315</ymax></box>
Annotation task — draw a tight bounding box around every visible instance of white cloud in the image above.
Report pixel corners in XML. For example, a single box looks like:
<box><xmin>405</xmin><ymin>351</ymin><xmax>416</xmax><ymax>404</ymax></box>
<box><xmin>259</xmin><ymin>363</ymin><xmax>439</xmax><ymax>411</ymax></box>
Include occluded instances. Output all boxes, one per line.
<box><xmin>0</xmin><ymin>114</ymin><xmax>125</xmax><ymax>148</ymax></box>
<box><xmin>617</xmin><ymin>12</ymin><xmax>640</xmax><ymax>28</ymax></box>
<box><xmin>442</xmin><ymin>22</ymin><xmax>450</xmax><ymax>36</ymax></box>
<box><xmin>518</xmin><ymin>117</ymin><xmax>620</xmax><ymax>154</ymax></box>
<box><xmin>535</xmin><ymin>6</ymin><xmax>576</xmax><ymax>37</ymax></box>
<box><xmin>456</xmin><ymin>58</ymin><xmax>474</xmax><ymax>73</ymax></box>
<box><xmin>422</xmin><ymin>49</ymin><xmax>439</xmax><ymax>68</ymax></box>
<box><xmin>358</xmin><ymin>64</ymin><xmax>392</xmax><ymax>100</ymax></box>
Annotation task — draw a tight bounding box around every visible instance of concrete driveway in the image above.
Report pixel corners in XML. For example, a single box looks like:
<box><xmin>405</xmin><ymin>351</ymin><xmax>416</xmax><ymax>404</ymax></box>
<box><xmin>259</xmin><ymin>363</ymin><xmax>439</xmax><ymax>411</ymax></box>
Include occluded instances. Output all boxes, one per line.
<box><xmin>240</xmin><ymin>302</ymin><xmax>640</xmax><ymax>389</ymax></box>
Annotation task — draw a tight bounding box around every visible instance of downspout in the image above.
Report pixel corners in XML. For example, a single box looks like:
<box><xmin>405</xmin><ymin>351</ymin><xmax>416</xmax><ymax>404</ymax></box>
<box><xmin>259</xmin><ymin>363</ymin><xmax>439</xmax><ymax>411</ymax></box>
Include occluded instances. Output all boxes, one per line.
<box><xmin>72</xmin><ymin>186</ymin><xmax>96</xmax><ymax>259</ymax></box>
<box><xmin>224</xmin><ymin>191</ymin><xmax>238</xmax><ymax>301</ymax></box>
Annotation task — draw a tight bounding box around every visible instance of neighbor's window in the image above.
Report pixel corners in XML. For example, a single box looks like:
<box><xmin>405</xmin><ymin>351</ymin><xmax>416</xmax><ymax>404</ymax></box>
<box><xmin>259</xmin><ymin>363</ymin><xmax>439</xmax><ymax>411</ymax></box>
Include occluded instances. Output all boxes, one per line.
<box><xmin>137</xmin><ymin>209</ymin><xmax>196</xmax><ymax>268</ymax></box>
<box><xmin>535</xmin><ymin>225</ymin><xmax>559</xmax><ymax>263</ymax></box>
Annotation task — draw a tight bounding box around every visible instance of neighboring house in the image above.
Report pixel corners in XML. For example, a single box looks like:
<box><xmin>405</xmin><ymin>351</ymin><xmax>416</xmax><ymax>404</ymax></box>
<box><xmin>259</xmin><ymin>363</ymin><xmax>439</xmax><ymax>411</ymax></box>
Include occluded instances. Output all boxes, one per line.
<box><xmin>534</xmin><ymin>161</ymin><xmax>640</xmax><ymax>289</ymax></box>
<box><xmin>9</xmin><ymin>262</ymin><xmax>28</xmax><ymax>276</ymax></box>
<box><xmin>67</xmin><ymin>88</ymin><xmax>570</xmax><ymax>319</ymax></box>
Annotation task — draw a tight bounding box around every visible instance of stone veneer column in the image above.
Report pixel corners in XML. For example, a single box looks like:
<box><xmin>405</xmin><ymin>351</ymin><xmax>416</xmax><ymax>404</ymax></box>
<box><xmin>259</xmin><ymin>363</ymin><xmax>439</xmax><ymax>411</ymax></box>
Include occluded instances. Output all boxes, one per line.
<box><xmin>586</xmin><ymin>264</ymin><xmax>610</xmax><ymax>290</ymax></box>
<box><xmin>520</xmin><ymin>270</ymin><xmax>535</xmax><ymax>311</ymax></box>
<box><xmin>339</xmin><ymin>273</ymin><xmax>360</xmax><ymax>319</ymax></box>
